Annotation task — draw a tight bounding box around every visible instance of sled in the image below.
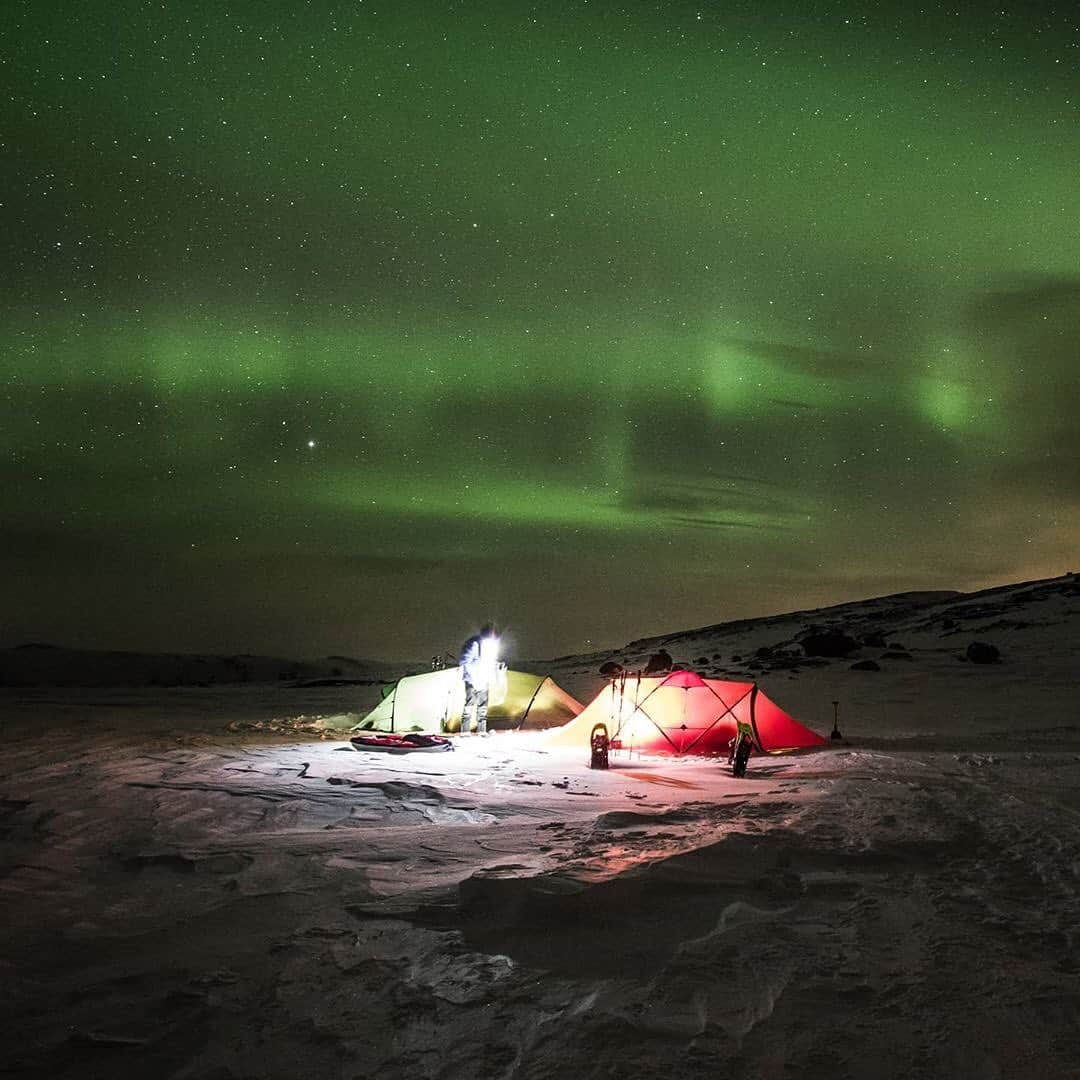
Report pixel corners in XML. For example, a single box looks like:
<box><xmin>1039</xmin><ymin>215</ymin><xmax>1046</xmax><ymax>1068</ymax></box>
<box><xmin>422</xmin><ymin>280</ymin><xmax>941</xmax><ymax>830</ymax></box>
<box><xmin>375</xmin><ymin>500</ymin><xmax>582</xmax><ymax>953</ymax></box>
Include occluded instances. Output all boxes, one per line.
<box><xmin>349</xmin><ymin>733</ymin><xmax>454</xmax><ymax>753</ymax></box>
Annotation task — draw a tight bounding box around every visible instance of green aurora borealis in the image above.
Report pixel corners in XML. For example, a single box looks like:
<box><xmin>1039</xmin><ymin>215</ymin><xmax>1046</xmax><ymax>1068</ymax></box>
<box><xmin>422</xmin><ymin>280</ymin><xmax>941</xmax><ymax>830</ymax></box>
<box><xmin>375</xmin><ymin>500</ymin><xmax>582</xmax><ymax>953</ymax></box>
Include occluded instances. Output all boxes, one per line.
<box><xmin>3</xmin><ymin>1</ymin><xmax>1079</xmax><ymax>660</ymax></box>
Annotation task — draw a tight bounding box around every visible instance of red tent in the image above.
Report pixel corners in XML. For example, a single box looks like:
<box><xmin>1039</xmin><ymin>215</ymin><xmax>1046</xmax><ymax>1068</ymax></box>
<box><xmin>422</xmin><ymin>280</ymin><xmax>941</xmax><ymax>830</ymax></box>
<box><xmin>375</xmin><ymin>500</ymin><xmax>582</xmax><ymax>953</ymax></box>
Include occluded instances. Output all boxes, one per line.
<box><xmin>544</xmin><ymin>670</ymin><xmax>826</xmax><ymax>756</ymax></box>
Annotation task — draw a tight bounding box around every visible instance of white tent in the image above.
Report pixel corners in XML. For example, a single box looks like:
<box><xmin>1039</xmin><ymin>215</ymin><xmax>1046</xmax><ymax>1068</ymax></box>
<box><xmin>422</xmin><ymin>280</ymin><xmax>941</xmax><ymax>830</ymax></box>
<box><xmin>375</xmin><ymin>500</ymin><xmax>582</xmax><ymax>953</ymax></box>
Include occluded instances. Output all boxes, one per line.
<box><xmin>353</xmin><ymin>667</ymin><xmax>583</xmax><ymax>734</ymax></box>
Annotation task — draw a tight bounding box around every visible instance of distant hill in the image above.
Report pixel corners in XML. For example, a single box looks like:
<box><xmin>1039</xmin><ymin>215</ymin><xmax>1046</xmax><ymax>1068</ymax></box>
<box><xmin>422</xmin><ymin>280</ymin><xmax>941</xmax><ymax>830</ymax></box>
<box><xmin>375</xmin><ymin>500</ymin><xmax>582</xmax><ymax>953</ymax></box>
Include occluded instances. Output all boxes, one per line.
<box><xmin>0</xmin><ymin>645</ymin><xmax>402</xmax><ymax>689</ymax></box>
<box><xmin>533</xmin><ymin>572</ymin><xmax>1080</xmax><ymax>737</ymax></box>
<box><xmin>614</xmin><ymin>573</ymin><xmax>1078</xmax><ymax>665</ymax></box>
<box><xmin>7</xmin><ymin>573</ymin><xmax>1078</xmax><ymax>719</ymax></box>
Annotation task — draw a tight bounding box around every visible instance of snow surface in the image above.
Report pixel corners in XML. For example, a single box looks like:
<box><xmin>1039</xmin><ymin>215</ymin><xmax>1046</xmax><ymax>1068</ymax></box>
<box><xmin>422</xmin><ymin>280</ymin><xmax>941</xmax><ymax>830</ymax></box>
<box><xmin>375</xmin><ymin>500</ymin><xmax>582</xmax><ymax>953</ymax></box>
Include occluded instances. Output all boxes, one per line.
<box><xmin>2</xmin><ymin>574</ymin><xmax>1079</xmax><ymax>1079</ymax></box>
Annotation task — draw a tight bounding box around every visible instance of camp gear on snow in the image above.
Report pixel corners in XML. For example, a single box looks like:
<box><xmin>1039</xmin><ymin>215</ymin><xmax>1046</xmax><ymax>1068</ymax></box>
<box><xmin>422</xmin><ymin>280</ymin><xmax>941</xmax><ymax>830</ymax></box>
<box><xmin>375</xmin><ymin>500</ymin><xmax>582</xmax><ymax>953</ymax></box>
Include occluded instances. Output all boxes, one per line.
<box><xmin>830</xmin><ymin>699</ymin><xmax>843</xmax><ymax>740</ymax></box>
<box><xmin>728</xmin><ymin>717</ymin><xmax>756</xmax><ymax>755</ymax></box>
<box><xmin>589</xmin><ymin>723</ymin><xmax>610</xmax><ymax>769</ymax></box>
<box><xmin>543</xmin><ymin>670</ymin><xmax>825</xmax><ymax>757</ymax></box>
<box><xmin>730</xmin><ymin>730</ymin><xmax>753</xmax><ymax>777</ymax></box>
<box><xmin>352</xmin><ymin>667</ymin><xmax>582</xmax><ymax>735</ymax></box>
<box><xmin>350</xmin><ymin>733</ymin><xmax>454</xmax><ymax>753</ymax></box>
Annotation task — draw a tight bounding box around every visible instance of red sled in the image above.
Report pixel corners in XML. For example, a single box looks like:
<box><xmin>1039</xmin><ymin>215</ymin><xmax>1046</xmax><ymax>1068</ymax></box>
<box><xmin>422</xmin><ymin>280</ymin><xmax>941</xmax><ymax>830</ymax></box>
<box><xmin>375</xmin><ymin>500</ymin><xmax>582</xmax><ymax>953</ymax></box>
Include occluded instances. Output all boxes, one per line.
<box><xmin>349</xmin><ymin>733</ymin><xmax>454</xmax><ymax>753</ymax></box>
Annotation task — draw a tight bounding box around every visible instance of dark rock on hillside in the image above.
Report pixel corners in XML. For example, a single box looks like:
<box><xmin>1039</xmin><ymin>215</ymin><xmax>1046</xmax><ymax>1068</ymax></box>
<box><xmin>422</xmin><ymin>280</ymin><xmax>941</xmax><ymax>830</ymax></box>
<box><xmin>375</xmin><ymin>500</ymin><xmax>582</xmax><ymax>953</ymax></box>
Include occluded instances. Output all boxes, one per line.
<box><xmin>945</xmin><ymin>603</ymin><xmax>1008</xmax><ymax>623</ymax></box>
<box><xmin>979</xmin><ymin>620</ymin><xmax>1033</xmax><ymax>633</ymax></box>
<box><xmin>966</xmin><ymin>641</ymin><xmax>1001</xmax><ymax>664</ymax></box>
<box><xmin>800</xmin><ymin>631</ymin><xmax>861</xmax><ymax>658</ymax></box>
<box><xmin>861</xmin><ymin>631</ymin><xmax>887</xmax><ymax>648</ymax></box>
<box><xmin>764</xmin><ymin>648</ymin><xmax>803</xmax><ymax>666</ymax></box>
<box><xmin>881</xmin><ymin>650</ymin><xmax>912</xmax><ymax>661</ymax></box>
<box><xmin>643</xmin><ymin>649</ymin><xmax>673</xmax><ymax>675</ymax></box>
<box><xmin>850</xmin><ymin>659</ymin><xmax>881</xmax><ymax>671</ymax></box>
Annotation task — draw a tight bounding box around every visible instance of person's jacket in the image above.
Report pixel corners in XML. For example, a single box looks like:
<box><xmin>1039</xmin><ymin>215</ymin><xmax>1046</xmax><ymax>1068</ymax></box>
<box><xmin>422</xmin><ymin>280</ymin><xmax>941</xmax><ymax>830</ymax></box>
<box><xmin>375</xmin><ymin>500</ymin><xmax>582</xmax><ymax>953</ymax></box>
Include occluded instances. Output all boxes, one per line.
<box><xmin>459</xmin><ymin>635</ymin><xmax>485</xmax><ymax>687</ymax></box>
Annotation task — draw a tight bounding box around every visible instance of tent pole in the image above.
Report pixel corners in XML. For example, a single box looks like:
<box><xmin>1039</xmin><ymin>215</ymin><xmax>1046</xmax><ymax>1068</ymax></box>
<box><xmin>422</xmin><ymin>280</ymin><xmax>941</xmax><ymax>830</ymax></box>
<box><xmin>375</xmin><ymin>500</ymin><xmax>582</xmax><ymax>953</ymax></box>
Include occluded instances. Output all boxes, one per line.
<box><xmin>681</xmin><ymin>682</ymin><xmax>747</xmax><ymax>754</ymax></box>
<box><xmin>520</xmin><ymin>676</ymin><xmax>546</xmax><ymax>730</ymax></box>
<box><xmin>441</xmin><ymin>676</ymin><xmax>455</xmax><ymax>734</ymax></box>
<box><xmin>615</xmin><ymin>671</ymin><xmax>628</xmax><ymax>745</ymax></box>
<box><xmin>749</xmin><ymin>684</ymin><xmax>764</xmax><ymax>749</ymax></box>
<box><xmin>636</xmin><ymin>672</ymin><xmax>680</xmax><ymax>752</ymax></box>
<box><xmin>630</xmin><ymin>670</ymin><xmax>642</xmax><ymax>758</ymax></box>
<box><xmin>680</xmin><ymin>686</ymin><xmax>688</xmax><ymax>755</ymax></box>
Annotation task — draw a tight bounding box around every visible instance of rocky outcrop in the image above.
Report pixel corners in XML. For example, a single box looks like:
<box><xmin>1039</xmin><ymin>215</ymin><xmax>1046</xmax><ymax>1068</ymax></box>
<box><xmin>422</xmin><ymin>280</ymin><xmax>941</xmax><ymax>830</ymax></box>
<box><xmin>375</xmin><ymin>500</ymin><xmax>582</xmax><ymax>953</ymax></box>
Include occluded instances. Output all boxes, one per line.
<box><xmin>965</xmin><ymin>641</ymin><xmax>1001</xmax><ymax>664</ymax></box>
<box><xmin>800</xmin><ymin>631</ymin><xmax>861</xmax><ymax>658</ymax></box>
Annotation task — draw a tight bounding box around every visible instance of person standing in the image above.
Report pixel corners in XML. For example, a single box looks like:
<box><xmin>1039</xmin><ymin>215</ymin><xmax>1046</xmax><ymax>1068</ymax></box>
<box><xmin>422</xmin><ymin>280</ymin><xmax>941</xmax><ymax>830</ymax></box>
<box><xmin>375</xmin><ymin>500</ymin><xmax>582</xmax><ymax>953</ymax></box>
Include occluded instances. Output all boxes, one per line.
<box><xmin>459</xmin><ymin>624</ymin><xmax>498</xmax><ymax>735</ymax></box>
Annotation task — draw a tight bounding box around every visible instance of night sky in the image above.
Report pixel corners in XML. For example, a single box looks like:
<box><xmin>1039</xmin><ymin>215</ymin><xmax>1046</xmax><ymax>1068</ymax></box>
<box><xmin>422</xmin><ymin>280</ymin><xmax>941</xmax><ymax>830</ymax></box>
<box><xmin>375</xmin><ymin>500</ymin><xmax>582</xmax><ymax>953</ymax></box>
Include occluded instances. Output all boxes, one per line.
<box><xmin>4</xmin><ymin>2</ymin><xmax>1079</xmax><ymax>662</ymax></box>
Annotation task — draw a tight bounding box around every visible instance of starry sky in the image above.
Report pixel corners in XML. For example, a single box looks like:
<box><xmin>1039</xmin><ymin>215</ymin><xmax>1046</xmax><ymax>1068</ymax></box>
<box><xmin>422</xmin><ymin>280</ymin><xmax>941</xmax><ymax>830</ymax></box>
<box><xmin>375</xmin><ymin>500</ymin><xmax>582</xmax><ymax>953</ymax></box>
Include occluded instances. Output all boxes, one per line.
<box><xmin>3</xmin><ymin>1</ymin><xmax>1079</xmax><ymax>662</ymax></box>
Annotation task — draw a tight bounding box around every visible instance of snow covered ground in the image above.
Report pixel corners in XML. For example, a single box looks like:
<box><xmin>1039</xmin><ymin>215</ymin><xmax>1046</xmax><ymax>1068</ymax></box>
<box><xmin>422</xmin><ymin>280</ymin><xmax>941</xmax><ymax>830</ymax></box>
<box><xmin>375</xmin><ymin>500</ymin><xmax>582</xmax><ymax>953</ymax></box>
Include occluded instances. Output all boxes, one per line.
<box><xmin>2</xmin><ymin>575</ymin><xmax>1079</xmax><ymax>1079</ymax></box>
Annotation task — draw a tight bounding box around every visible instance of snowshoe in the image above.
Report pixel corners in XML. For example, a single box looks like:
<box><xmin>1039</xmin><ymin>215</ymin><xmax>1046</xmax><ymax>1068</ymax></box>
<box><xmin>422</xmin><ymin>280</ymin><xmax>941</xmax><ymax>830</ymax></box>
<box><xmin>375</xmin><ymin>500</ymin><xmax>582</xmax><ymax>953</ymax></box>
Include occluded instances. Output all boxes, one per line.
<box><xmin>590</xmin><ymin>723</ymin><xmax>610</xmax><ymax>770</ymax></box>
